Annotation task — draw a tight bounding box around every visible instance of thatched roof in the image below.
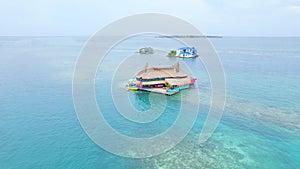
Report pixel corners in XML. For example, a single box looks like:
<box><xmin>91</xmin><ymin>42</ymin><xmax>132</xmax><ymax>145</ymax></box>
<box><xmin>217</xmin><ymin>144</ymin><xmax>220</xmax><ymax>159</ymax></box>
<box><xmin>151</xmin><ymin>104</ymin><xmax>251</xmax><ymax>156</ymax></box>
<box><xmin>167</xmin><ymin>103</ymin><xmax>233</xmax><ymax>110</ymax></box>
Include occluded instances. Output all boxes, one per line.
<box><xmin>165</xmin><ymin>77</ymin><xmax>193</xmax><ymax>86</ymax></box>
<box><xmin>135</xmin><ymin>62</ymin><xmax>188</xmax><ymax>79</ymax></box>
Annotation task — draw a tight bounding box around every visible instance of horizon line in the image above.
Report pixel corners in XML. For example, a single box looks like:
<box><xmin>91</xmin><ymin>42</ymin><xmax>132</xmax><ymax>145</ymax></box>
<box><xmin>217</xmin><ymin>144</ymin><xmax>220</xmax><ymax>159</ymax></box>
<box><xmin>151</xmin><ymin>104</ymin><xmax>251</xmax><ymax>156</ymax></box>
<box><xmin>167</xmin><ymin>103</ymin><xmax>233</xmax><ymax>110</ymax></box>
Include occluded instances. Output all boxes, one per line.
<box><xmin>0</xmin><ymin>35</ymin><xmax>300</xmax><ymax>38</ymax></box>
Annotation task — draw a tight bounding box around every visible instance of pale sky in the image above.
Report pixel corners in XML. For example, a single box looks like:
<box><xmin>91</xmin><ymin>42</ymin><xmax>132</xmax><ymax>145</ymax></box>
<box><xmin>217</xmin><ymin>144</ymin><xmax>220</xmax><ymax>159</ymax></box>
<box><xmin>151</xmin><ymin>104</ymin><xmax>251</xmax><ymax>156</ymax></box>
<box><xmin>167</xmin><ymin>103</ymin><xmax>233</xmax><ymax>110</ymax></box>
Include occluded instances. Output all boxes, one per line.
<box><xmin>0</xmin><ymin>0</ymin><xmax>299</xmax><ymax>36</ymax></box>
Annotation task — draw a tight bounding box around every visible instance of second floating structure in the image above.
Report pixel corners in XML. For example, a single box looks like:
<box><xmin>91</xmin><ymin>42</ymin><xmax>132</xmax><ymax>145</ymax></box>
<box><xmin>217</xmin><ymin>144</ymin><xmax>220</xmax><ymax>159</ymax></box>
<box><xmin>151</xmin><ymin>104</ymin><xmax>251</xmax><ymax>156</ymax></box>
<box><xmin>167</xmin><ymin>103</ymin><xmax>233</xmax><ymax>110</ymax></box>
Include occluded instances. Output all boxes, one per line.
<box><xmin>168</xmin><ymin>47</ymin><xmax>198</xmax><ymax>58</ymax></box>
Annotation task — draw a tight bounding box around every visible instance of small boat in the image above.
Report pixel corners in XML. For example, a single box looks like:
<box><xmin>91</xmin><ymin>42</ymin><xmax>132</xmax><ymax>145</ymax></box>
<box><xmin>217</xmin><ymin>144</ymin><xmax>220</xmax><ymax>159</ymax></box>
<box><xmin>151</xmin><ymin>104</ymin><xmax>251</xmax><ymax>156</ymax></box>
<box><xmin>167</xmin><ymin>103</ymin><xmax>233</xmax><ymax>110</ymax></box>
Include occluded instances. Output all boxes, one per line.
<box><xmin>126</xmin><ymin>79</ymin><xmax>139</xmax><ymax>91</ymax></box>
<box><xmin>127</xmin><ymin>87</ymin><xmax>138</xmax><ymax>91</ymax></box>
<box><xmin>139</xmin><ymin>47</ymin><xmax>154</xmax><ymax>54</ymax></box>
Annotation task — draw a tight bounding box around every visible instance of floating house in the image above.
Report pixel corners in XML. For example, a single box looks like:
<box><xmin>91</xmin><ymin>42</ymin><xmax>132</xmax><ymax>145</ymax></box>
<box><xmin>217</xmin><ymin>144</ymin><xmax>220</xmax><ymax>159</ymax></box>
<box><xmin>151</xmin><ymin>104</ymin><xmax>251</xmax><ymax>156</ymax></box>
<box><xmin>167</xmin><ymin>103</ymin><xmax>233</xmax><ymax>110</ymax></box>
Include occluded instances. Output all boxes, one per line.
<box><xmin>127</xmin><ymin>62</ymin><xmax>196</xmax><ymax>95</ymax></box>
<box><xmin>168</xmin><ymin>47</ymin><xmax>198</xmax><ymax>58</ymax></box>
<box><xmin>139</xmin><ymin>47</ymin><xmax>154</xmax><ymax>54</ymax></box>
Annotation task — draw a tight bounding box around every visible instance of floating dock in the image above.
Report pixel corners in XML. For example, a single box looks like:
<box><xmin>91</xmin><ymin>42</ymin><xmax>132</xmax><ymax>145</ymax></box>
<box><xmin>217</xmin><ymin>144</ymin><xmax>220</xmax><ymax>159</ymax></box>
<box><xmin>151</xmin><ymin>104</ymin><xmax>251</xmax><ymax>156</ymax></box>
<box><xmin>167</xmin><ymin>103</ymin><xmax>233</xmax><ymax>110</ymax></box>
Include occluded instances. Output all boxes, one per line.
<box><xmin>138</xmin><ymin>88</ymin><xmax>179</xmax><ymax>96</ymax></box>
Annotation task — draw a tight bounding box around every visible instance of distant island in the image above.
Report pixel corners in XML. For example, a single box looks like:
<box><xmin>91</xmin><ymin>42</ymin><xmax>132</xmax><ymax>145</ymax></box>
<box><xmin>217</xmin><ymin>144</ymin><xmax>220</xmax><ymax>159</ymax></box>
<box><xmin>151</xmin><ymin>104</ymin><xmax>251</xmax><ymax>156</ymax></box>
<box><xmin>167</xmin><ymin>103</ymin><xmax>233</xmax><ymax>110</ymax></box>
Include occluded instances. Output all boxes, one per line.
<box><xmin>156</xmin><ymin>35</ymin><xmax>222</xmax><ymax>38</ymax></box>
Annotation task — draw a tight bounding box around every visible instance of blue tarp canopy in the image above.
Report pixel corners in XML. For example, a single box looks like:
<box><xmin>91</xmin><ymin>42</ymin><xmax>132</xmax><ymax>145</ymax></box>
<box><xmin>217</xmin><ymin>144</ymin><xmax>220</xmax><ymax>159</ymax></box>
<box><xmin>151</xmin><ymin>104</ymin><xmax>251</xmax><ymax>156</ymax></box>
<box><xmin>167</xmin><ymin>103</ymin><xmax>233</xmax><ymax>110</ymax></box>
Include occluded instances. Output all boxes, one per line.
<box><xmin>178</xmin><ymin>47</ymin><xmax>197</xmax><ymax>55</ymax></box>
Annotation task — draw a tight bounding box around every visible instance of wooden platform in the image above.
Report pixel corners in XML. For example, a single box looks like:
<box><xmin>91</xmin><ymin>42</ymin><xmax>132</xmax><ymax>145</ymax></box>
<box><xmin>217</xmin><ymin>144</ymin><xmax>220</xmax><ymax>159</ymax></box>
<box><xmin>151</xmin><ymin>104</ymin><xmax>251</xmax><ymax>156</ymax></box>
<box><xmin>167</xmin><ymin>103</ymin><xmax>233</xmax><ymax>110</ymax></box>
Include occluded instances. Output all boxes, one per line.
<box><xmin>139</xmin><ymin>88</ymin><xmax>179</xmax><ymax>96</ymax></box>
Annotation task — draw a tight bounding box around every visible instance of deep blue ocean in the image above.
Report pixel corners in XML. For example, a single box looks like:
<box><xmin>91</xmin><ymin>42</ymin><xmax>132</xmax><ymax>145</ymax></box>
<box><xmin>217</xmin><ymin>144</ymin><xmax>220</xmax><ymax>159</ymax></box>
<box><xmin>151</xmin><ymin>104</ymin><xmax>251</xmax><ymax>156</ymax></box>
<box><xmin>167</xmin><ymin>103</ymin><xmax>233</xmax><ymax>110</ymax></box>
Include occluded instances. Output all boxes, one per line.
<box><xmin>0</xmin><ymin>36</ymin><xmax>299</xmax><ymax>169</ymax></box>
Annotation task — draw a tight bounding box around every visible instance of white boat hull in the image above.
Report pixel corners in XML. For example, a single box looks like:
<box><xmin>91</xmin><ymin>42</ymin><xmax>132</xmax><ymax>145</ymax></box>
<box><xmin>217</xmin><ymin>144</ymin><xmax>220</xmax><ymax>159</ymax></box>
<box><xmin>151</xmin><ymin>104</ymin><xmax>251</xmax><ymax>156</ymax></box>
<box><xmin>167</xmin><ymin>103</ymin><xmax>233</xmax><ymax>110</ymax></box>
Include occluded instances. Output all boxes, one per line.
<box><xmin>177</xmin><ymin>54</ymin><xmax>198</xmax><ymax>58</ymax></box>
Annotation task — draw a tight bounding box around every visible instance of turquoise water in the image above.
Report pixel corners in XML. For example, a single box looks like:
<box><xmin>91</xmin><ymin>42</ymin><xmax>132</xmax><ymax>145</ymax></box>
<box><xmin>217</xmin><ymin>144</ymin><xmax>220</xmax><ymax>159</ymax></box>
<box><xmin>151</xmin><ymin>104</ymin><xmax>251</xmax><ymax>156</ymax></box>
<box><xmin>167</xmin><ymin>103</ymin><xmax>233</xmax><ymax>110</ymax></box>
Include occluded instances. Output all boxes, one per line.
<box><xmin>0</xmin><ymin>36</ymin><xmax>300</xmax><ymax>168</ymax></box>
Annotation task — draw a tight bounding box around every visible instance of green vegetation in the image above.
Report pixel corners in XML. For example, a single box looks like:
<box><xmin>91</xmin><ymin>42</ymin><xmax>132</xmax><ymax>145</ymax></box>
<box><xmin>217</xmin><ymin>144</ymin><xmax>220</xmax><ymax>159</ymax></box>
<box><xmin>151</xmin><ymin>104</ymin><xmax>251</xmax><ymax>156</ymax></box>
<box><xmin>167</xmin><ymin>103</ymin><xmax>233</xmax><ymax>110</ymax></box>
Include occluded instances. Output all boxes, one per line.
<box><xmin>168</xmin><ymin>50</ymin><xmax>177</xmax><ymax>56</ymax></box>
